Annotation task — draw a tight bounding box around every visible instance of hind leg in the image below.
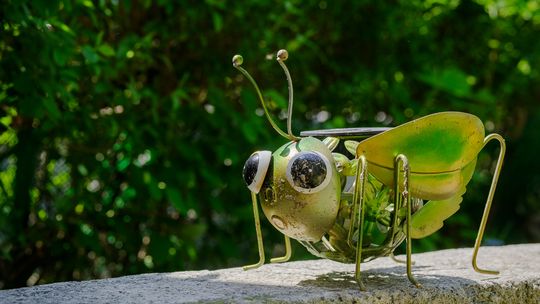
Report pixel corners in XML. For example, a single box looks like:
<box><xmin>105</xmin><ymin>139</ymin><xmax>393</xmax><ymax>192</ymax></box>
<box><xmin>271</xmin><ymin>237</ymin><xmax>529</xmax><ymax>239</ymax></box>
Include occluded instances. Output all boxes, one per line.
<box><xmin>472</xmin><ymin>134</ymin><xmax>506</xmax><ymax>275</ymax></box>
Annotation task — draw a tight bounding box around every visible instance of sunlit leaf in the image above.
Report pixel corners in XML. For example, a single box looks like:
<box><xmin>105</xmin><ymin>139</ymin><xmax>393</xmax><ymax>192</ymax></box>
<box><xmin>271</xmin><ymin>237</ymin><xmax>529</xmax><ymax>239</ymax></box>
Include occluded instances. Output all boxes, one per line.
<box><xmin>98</xmin><ymin>44</ymin><xmax>115</xmax><ymax>57</ymax></box>
<box><xmin>417</xmin><ymin>68</ymin><xmax>472</xmax><ymax>98</ymax></box>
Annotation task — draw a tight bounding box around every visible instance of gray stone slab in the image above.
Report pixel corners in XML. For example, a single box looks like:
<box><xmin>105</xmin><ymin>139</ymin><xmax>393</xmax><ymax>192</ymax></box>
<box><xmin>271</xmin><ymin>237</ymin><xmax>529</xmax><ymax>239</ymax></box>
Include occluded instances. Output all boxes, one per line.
<box><xmin>1</xmin><ymin>244</ymin><xmax>539</xmax><ymax>303</ymax></box>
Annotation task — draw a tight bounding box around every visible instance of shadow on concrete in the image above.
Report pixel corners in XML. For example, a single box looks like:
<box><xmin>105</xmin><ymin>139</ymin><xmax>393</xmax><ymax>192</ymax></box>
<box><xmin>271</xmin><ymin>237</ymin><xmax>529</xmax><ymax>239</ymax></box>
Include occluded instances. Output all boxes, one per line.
<box><xmin>298</xmin><ymin>265</ymin><xmax>478</xmax><ymax>291</ymax></box>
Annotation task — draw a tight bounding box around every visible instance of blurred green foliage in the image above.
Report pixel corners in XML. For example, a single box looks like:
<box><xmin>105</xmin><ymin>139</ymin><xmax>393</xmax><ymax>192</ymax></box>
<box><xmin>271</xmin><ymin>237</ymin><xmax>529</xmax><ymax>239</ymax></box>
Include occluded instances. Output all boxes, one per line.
<box><xmin>1</xmin><ymin>0</ymin><xmax>540</xmax><ymax>289</ymax></box>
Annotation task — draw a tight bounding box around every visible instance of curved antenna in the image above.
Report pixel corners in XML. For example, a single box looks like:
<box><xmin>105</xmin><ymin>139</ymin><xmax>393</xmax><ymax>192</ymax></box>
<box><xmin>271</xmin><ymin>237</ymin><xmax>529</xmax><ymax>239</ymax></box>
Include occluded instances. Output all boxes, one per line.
<box><xmin>276</xmin><ymin>50</ymin><xmax>300</xmax><ymax>141</ymax></box>
<box><xmin>232</xmin><ymin>54</ymin><xmax>290</xmax><ymax>140</ymax></box>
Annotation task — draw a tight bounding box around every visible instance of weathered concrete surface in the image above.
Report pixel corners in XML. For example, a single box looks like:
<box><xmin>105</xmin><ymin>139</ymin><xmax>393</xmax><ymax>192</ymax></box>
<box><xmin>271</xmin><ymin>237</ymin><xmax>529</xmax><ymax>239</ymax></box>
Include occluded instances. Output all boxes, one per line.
<box><xmin>1</xmin><ymin>244</ymin><xmax>539</xmax><ymax>304</ymax></box>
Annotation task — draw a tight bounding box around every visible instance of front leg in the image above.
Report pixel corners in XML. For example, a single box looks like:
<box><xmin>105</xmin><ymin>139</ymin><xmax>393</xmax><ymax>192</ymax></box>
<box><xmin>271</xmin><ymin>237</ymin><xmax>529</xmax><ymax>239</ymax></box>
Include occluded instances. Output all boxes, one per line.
<box><xmin>243</xmin><ymin>191</ymin><xmax>266</xmax><ymax>270</ymax></box>
<box><xmin>270</xmin><ymin>235</ymin><xmax>291</xmax><ymax>263</ymax></box>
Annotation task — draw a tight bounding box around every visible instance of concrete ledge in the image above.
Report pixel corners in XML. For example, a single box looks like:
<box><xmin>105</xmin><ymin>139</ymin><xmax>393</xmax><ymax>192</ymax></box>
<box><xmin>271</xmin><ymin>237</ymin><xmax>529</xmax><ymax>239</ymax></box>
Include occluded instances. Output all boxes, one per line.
<box><xmin>1</xmin><ymin>244</ymin><xmax>539</xmax><ymax>303</ymax></box>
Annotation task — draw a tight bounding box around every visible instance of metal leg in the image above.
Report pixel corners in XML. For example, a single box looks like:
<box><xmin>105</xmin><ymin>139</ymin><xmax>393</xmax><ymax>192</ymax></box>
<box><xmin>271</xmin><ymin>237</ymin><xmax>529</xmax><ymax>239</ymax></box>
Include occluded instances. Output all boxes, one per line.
<box><xmin>243</xmin><ymin>191</ymin><xmax>266</xmax><ymax>270</ymax></box>
<box><xmin>395</xmin><ymin>154</ymin><xmax>421</xmax><ymax>288</ymax></box>
<box><xmin>472</xmin><ymin>133</ymin><xmax>506</xmax><ymax>275</ymax></box>
<box><xmin>389</xmin><ymin>153</ymin><xmax>404</xmax><ymax>248</ymax></box>
<box><xmin>353</xmin><ymin>156</ymin><xmax>368</xmax><ymax>291</ymax></box>
<box><xmin>270</xmin><ymin>235</ymin><xmax>292</xmax><ymax>263</ymax></box>
<box><xmin>390</xmin><ymin>252</ymin><xmax>416</xmax><ymax>265</ymax></box>
<box><xmin>390</xmin><ymin>252</ymin><xmax>409</xmax><ymax>264</ymax></box>
<box><xmin>347</xmin><ymin>158</ymin><xmax>361</xmax><ymax>247</ymax></box>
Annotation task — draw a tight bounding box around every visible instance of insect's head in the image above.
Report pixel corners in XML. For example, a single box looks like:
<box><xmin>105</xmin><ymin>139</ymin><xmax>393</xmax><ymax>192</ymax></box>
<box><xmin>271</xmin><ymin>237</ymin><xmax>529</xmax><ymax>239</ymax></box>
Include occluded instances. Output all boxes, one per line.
<box><xmin>234</xmin><ymin>50</ymin><xmax>340</xmax><ymax>241</ymax></box>
<box><xmin>242</xmin><ymin>137</ymin><xmax>340</xmax><ymax>242</ymax></box>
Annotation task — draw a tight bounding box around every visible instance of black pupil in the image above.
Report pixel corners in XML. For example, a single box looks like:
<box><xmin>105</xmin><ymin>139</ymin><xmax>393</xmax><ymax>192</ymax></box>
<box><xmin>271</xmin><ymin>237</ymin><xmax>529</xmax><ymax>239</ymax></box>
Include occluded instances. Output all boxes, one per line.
<box><xmin>290</xmin><ymin>153</ymin><xmax>327</xmax><ymax>189</ymax></box>
<box><xmin>243</xmin><ymin>153</ymin><xmax>259</xmax><ymax>186</ymax></box>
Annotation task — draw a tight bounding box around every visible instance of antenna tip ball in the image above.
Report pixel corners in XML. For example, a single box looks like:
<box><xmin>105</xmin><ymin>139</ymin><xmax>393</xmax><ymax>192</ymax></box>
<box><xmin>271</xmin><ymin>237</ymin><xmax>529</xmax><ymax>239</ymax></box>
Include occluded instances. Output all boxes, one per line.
<box><xmin>232</xmin><ymin>54</ymin><xmax>243</xmax><ymax>67</ymax></box>
<box><xmin>277</xmin><ymin>49</ymin><xmax>288</xmax><ymax>61</ymax></box>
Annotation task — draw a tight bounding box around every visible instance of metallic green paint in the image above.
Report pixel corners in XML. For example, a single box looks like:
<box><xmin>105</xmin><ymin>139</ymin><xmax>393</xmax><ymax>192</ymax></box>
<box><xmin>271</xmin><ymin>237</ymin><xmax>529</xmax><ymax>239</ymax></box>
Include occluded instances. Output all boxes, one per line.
<box><xmin>258</xmin><ymin>137</ymin><xmax>341</xmax><ymax>242</ymax></box>
<box><xmin>357</xmin><ymin>112</ymin><xmax>485</xmax><ymax>200</ymax></box>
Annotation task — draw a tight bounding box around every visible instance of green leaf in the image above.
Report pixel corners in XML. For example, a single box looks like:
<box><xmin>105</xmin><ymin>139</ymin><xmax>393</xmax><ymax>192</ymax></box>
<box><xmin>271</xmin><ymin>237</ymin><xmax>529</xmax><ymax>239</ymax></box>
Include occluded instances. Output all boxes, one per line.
<box><xmin>167</xmin><ymin>187</ymin><xmax>184</xmax><ymax>213</ymax></box>
<box><xmin>417</xmin><ymin>68</ymin><xmax>471</xmax><ymax>98</ymax></box>
<box><xmin>171</xmin><ymin>88</ymin><xmax>188</xmax><ymax>111</ymax></box>
<box><xmin>81</xmin><ymin>0</ymin><xmax>95</xmax><ymax>8</ymax></box>
<box><xmin>212</xmin><ymin>13</ymin><xmax>223</xmax><ymax>32</ymax></box>
<box><xmin>53</xmin><ymin>49</ymin><xmax>69</xmax><ymax>66</ymax></box>
<box><xmin>117</xmin><ymin>158</ymin><xmax>130</xmax><ymax>171</ymax></box>
<box><xmin>98</xmin><ymin>44</ymin><xmax>115</xmax><ymax>57</ymax></box>
<box><xmin>241</xmin><ymin>123</ymin><xmax>258</xmax><ymax>143</ymax></box>
<box><xmin>50</xmin><ymin>20</ymin><xmax>75</xmax><ymax>36</ymax></box>
<box><xmin>43</xmin><ymin>98</ymin><xmax>61</xmax><ymax>121</ymax></box>
<box><xmin>474</xmin><ymin>88</ymin><xmax>496</xmax><ymax>104</ymax></box>
<box><xmin>81</xmin><ymin>46</ymin><xmax>99</xmax><ymax>64</ymax></box>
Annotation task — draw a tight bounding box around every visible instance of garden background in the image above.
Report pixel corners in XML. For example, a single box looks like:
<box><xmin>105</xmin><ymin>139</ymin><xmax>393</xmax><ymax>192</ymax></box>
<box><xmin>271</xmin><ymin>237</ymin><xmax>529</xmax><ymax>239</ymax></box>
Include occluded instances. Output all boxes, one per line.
<box><xmin>1</xmin><ymin>0</ymin><xmax>539</xmax><ymax>289</ymax></box>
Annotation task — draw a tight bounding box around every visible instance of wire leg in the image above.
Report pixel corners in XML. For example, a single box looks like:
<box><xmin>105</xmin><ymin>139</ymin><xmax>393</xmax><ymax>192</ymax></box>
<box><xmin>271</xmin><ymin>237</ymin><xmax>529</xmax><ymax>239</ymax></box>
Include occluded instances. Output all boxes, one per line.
<box><xmin>389</xmin><ymin>157</ymin><xmax>402</xmax><ymax>248</ymax></box>
<box><xmin>353</xmin><ymin>156</ymin><xmax>368</xmax><ymax>291</ymax></box>
<box><xmin>243</xmin><ymin>192</ymin><xmax>265</xmax><ymax>270</ymax></box>
<box><xmin>389</xmin><ymin>252</ymin><xmax>414</xmax><ymax>265</ymax></box>
<box><xmin>472</xmin><ymin>134</ymin><xmax>506</xmax><ymax>275</ymax></box>
<box><xmin>405</xmin><ymin>175</ymin><xmax>421</xmax><ymax>287</ymax></box>
<box><xmin>395</xmin><ymin>154</ymin><xmax>421</xmax><ymax>288</ymax></box>
<box><xmin>270</xmin><ymin>235</ymin><xmax>292</xmax><ymax>263</ymax></box>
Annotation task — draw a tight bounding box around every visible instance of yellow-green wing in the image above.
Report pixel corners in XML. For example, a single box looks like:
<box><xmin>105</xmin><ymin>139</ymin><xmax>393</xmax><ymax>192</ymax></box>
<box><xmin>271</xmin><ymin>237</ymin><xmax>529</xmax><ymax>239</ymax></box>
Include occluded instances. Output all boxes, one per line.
<box><xmin>409</xmin><ymin>158</ymin><xmax>476</xmax><ymax>238</ymax></box>
<box><xmin>356</xmin><ymin>112</ymin><xmax>485</xmax><ymax>200</ymax></box>
<box><xmin>410</xmin><ymin>193</ymin><xmax>463</xmax><ymax>239</ymax></box>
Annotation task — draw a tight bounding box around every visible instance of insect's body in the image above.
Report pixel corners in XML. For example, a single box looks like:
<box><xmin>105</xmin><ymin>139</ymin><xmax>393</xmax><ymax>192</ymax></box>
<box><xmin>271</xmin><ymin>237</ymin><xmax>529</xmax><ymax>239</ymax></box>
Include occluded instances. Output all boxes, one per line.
<box><xmin>311</xmin><ymin>178</ymin><xmax>408</xmax><ymax>262</ymax></box>
<box><xmin>232</xmin><ymin>50</ymin><xmax>506</xmax><ymax>290</ymax></box>
<box><xmin>296</xmin><ymin>171</ymin><xmax>403</xmax><ymax>264</ymax></box>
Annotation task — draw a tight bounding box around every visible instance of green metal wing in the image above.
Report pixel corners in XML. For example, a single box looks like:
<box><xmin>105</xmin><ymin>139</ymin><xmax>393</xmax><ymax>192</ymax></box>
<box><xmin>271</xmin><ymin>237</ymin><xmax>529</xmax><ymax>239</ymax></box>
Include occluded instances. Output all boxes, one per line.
<box><xmin>410</xmin><ymin>194</ymin><xmax>462</xmax><ymax>239</ymax></box>
<box><xmin>409</xmin><ymin>157</ymin><xmax>476</xmax><ymax>238</ymax></box>
<box><xmin>356</xmin><ymin>112</ymin><xmax>485</xmax><ymax>201</ymax></box>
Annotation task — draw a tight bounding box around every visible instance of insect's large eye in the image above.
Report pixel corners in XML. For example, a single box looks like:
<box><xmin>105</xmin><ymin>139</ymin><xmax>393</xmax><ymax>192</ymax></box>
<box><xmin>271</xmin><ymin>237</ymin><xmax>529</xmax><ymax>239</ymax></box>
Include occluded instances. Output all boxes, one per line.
<box><xmin>243</xmin><ymin>151</ymin><xmax>272</xmax><ymax>194</ymax></box>
<box><xmin>286</xmin><ymin>151</ymin><xmax>332</xmax><ymax>194</ymax></box>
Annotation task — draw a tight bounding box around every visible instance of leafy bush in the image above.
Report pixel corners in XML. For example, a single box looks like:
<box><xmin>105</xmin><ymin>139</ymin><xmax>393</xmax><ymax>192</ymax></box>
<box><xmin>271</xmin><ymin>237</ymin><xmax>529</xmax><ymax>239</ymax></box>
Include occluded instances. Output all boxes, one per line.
<box><xmin>1</xmin><ymin>0</ymin><xmax>539</xmax><ymax>288</ymax></box>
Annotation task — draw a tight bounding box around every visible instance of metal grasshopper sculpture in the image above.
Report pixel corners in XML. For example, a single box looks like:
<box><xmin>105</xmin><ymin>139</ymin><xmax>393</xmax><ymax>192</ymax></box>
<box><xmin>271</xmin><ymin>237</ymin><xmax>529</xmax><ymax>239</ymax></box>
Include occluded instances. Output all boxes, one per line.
<box><xmin>232</xmin><ymin>49</ymin><xmax>505</xmax><ymax>290</ymax></box>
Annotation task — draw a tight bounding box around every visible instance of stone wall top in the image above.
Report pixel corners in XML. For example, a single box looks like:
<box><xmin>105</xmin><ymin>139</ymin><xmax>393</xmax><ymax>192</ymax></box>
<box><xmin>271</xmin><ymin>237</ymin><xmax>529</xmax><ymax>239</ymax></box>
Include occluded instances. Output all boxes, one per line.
<box><xmin>1</xmin><ymin>243</ymin><xmax>539</xmax><ymax>303</ymax></box>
